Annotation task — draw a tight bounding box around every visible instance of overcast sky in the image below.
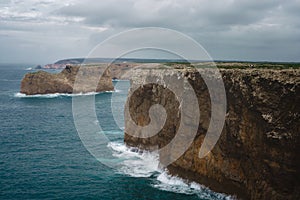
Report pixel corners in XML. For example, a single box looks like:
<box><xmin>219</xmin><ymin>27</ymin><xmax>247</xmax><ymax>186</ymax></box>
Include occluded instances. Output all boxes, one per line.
<box><xmin>0</xmin><ymin>0</ymin><xmax>299</xmax><ymax>64</ymax></box>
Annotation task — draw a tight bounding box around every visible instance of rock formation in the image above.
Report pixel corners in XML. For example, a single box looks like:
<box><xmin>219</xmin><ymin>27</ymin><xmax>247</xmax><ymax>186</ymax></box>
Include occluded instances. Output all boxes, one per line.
<box><xmin>20</xmin><ymin>66</ymin><xmax>114</xmax><ymax>95</ymax></box>
<box><xmin>124</xmin><ymin>67</ymin><xmax>300</xmax><ymax>199</ymax></box>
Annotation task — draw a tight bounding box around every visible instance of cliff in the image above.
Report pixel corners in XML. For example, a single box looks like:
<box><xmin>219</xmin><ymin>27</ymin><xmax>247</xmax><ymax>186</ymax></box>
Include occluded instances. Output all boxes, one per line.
<box><xmin>20</xmin><ymin>66</ymin><xmax>114</xmax><ymax>95</ymax></box>
<box><xmin>124</xmin><ymin>68</ymin><xmax>300</xmax><ymax>199</ymax></box>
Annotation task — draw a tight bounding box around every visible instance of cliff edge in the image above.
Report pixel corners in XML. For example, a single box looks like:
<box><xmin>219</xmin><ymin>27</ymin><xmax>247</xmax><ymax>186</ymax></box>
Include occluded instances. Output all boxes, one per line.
<box><xmin>20</xmin><ymin>66</ymin><xmax>114</xmax><ymax>95</ymax></box>
<box><xmin>124</xmin><ymin>68</ymin><xmax>300</xmax><ymax>199</ymax></box>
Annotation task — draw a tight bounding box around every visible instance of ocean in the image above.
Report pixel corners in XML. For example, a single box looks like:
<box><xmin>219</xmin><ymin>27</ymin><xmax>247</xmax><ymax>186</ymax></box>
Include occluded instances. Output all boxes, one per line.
<box><xmin>0</xmin><ymin>64</ymin><xmax>232</xmax><ymax>200</ymax></box>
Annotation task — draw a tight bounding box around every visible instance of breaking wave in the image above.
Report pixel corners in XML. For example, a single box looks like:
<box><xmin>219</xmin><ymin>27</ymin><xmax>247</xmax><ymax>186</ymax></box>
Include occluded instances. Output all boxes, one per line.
<box><xmin>108</xmin><ymin>141</ymin><xmax>234</xmax><ymax>199</ymax></box>
<box><xmin>14</xmin><ymin>90</ymin><xmax>120</xmax><ymax>98</ymax></box>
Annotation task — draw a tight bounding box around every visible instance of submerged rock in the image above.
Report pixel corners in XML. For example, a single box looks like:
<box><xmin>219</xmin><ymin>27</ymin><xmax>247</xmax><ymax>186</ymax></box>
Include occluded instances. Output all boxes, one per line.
<box><xmin>124</xmin><ymin>68</ymin><xmax>300</xmax><ymax>200</ymax></box>
<box><xmin>20</xmin><ymin>65</ymin><xmax>114</xmax><ymax>95</ymax></box>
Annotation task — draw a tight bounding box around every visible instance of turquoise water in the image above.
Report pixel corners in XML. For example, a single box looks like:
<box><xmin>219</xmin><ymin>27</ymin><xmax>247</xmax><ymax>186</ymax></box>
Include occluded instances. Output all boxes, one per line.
<box><xmin>0</xmin><ymin>64</ymin><xmax>232</xmax><ymax>200</ymax></box>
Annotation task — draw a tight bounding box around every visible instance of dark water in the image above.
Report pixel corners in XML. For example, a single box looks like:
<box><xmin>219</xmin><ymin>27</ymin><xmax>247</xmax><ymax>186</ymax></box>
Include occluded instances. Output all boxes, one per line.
<box><xmin>0</xmin><ymin>64</ymin><xmax>231</xmax><ymax>200</ymax></box>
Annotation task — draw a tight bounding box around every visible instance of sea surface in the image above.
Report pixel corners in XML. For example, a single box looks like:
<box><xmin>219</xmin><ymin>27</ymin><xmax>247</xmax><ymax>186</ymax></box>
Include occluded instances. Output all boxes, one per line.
<box><xmin>0</xmin><ymin>64</ymin><xmax>232</xmax><ymax>200</ymax></box>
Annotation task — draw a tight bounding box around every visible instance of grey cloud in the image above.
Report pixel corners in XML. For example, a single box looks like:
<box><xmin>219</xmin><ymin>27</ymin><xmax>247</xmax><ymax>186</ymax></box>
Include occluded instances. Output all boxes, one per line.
<box><xmin>0</xmin><ymin>0</ymin><xmax>299</xmax><ymax>63</ymax></box>
<box><xmin>56</xmin><ymin>0</ymin><xmax>285</xmax><ymax>28</ymax></box>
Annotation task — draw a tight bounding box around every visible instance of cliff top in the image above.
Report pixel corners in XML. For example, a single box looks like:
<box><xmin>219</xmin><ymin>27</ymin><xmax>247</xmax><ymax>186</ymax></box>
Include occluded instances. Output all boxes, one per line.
<box><xmin>129</xmin><ymin>65</ymin><xmax>300</xmax><ymax>85</ymax></box>
<box><xmin>165</xmin><ymin>62</ymin><xmax>300</xmax><ymax>69</ymax></box>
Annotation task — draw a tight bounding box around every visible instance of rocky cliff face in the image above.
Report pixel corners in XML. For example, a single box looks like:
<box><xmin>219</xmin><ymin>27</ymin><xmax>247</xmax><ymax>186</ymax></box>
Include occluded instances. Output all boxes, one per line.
<box><xmin>124</xmin><ymin>68</ymin><xmax>300</xmax><ymax>199</ymax></box>
<box><xmin>20</xmin><ymin>66</ymin><xmax>114</xmax><ymax>95</ymax></box>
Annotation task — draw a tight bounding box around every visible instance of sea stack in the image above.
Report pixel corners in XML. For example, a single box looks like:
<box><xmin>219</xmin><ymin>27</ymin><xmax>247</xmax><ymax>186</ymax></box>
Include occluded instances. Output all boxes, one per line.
<box><xmin>20</xmin><ymin>66</ymin><xmax>114</xmax><ymax>95</ymax></box>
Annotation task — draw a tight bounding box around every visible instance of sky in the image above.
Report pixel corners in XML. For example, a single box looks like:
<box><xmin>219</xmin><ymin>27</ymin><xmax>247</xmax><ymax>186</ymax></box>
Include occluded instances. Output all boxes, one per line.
<box><xmin>0</xmin><ymin>0</ymin><xmax>299</xmax><ymax>64</ymax></box>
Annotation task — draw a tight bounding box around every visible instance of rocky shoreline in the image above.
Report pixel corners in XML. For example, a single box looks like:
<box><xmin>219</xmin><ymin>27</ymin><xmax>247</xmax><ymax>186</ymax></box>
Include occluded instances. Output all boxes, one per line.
<box><xmin>124</xmin><ymin>68</ymin><xmax>300</xmax><ymax>199</ymax></box>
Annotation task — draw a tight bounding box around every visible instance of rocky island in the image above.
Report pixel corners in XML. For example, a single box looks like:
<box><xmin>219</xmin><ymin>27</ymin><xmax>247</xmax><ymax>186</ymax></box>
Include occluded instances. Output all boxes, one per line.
<box><xmin>124</xmin><ymin>66</ymin><xmax>300</xmax><ymax>199</ymax></box>
<box><xmin>20</xmin><ymin>65</ymin><xmax>114</xmax><ymax>95</ymax></box>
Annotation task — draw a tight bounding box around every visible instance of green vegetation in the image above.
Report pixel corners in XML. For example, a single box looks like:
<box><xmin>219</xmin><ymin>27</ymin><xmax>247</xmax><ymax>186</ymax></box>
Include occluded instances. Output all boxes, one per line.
<box><xmin>164</xmin><ymin>61</ymin><xmax>300</xmax><ymax>69</ymax></box>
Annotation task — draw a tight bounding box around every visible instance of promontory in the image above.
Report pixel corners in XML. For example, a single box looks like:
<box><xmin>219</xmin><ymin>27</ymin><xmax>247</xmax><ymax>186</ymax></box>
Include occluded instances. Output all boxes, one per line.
<box><xmin>124</xmin><ymin>65</ymin><xmax>300</xmax><ymax>200</ymax></box>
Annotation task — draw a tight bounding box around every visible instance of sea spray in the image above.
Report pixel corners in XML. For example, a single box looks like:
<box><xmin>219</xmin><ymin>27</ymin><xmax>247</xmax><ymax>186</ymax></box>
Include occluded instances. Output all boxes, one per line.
<box><xmin>108</xmin><ymin>142</ymin><xmax>234</xmax><ymax>199</ymax></box>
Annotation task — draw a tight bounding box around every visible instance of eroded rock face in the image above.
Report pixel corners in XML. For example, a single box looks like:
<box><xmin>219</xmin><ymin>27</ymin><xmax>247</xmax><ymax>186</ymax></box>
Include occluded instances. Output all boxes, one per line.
<box><xmin>124</xmin><ymin>68</ymin><xmax>300</xmax><ymax>200</ymax></box>
<box><xmin>20</xmin><ymin>66</ymin><xmax>114</xmax><ymax>95</ymax></box>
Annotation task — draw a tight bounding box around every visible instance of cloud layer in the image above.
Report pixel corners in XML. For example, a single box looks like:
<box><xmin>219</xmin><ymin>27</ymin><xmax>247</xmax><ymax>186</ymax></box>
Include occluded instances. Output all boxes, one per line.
<box><xmin>0</xmin><ymin>0</ymin><xmax>299</xmax><ymax>64</ymax></box>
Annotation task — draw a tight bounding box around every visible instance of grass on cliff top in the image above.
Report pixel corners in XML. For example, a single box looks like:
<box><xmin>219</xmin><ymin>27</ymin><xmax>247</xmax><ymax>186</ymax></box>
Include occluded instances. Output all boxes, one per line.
<box><xmin>215</xmin><ymin>61</ymin><xmax>300</xmax><ymax>69</ymax></box>
<box><xmin>164</xmin><ymin>61</ymin><xmax>300</xmax><ymax>69</ymax></box>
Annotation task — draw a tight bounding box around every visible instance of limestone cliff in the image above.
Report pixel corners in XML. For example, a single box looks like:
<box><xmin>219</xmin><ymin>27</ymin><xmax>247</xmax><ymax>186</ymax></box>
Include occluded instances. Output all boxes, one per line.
<box><xmin>20</xmin><ymin>66</ymin><xmax>114</xmax><ymax>95</ymax></box>
<box><xmin>124</xmin><ymin>68</ymin><xmax>300</xmax><ymax>199</ymax></box>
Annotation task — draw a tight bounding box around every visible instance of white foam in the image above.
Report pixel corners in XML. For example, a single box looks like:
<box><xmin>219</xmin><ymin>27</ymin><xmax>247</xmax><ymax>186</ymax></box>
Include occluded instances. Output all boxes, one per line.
<box><xmin>108</xmin><ymin>142</ymin><xmax>159</xmax><ymax>177</ymax></box>
<box><xmin>14</xmin><ymin>91</ymin><xmax>116</xmax><ymax>98</ymax></box>
<box><xmin>153</xmin><ymin>172</ymin><xmax>205</xmax><ymax>195</ymax></box>
<box><xmin>153</xmin><ymin>172</ymin><xmax>234</xmax><ymax>199</ymax></box>
<box><xmin>109</xmin><ymin>141</ymin><xmax>235</xmax><ymax>199</ymax></box>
